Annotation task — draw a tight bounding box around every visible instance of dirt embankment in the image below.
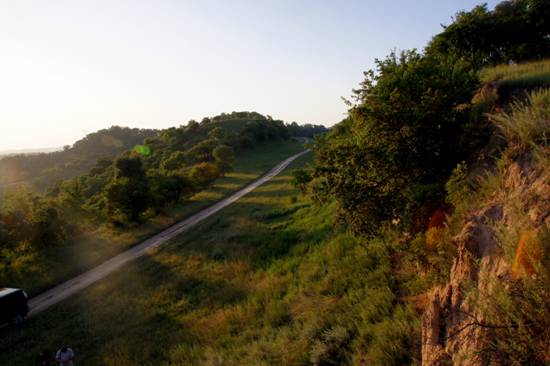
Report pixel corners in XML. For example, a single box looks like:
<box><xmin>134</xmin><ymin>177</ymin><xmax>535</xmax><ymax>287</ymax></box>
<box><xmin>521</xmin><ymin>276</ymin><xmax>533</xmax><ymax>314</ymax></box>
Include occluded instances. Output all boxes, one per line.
<box><xmin>422</xmin><ymin>83</ymin><xmax>550</xmax><ymax>365</ymax></box>
<box><xmin>422</xmin><ymin>158</ymin><xmax>550</xmax><ymax>365</ymax></box>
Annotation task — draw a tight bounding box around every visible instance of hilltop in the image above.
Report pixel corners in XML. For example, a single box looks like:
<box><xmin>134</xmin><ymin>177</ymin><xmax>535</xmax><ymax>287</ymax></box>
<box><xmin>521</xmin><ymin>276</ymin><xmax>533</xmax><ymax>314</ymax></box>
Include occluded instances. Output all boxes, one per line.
<box><xmin>0</xmin><ymin>112</ymin><xmax>326</xmax><ymax>192</ymax></box>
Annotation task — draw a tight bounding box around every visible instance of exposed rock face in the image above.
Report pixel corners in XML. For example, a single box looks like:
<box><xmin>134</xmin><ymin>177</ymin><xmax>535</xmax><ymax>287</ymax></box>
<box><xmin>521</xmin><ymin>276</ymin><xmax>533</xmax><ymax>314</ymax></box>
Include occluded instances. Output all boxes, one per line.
<box><xmin>422</xmin><ymin>205</ymin><xmax>507</xmax><ymax>366</ymax></box>
<box><xmin>422</xmin><ymin>159</ymin><xmax>550</xmax><ymax>365</ymax></box>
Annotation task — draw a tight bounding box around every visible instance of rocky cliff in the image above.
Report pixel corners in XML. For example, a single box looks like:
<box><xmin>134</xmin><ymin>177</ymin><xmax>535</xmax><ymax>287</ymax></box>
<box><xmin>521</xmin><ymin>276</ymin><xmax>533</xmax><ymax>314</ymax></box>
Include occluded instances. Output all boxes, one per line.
<box><xmin>421</xmin><ymin>89</ymin><xmax>550</xmax><ymax>365</ymax></box>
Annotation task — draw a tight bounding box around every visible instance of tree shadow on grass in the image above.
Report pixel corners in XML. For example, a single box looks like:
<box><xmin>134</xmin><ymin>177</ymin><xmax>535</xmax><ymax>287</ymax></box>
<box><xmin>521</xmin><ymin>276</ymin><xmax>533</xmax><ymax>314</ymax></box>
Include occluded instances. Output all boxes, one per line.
<box><xmin>164</xmin><ymin>200</ymin><xmax>333</xmax><ymax>273</ymax></box>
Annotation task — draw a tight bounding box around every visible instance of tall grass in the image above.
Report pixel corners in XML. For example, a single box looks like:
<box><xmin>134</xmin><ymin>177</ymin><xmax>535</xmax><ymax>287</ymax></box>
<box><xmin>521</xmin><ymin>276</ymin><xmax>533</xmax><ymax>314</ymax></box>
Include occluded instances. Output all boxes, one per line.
<box><xmin>490</xmin><ymin>89</ymin><xmax>550</xmax><ymax>152</ymax></box>
<box><xmin>480</xmin><ymin>59</ymin><xmax>550</xmax><ymax>88</ymax></box>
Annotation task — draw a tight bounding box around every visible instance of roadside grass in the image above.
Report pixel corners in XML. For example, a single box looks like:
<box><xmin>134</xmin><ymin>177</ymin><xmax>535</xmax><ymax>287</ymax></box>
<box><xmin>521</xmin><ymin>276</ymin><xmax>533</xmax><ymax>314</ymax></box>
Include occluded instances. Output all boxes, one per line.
<box><xmin>0</xmin><ymin>152</ymin><xmax>420</xmax><ymax>366</ymax></box>
<box><xmin>480</xmin><ymin>59</ymin><xmax>550</xmax><ymax>89</ymax></box>
<box><xmin>0</xmin><ymin>139</ymin><xmax>305</xmax><ymax>297</ymax></box>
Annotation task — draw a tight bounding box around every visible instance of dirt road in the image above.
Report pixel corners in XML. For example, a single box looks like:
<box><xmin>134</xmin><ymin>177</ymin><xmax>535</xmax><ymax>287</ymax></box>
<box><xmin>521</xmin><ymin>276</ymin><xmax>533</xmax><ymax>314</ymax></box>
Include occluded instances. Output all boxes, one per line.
<box><xmin>28</xmin><ymin>150</ymin><xmax>309</xmax><ymax>316</ymax></box>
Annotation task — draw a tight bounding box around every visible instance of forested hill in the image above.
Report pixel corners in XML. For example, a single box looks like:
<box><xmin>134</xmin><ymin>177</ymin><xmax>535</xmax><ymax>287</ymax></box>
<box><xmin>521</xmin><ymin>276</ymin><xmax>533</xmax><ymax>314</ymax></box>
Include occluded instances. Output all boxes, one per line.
<box><xmin>0</xmin><ymin>110</ymin><xmax>323</xmax><ymax>273</ymax></box>
<box><xmin>0</xmin><ymin>112</ymin><xmax>326</xmax><ymax>192</ymax></box>
<box><xmin>0</xmin><ymin>126</ymin><xmax>158</xmax><ymax>191</ymax></box>
<box><xmin>0</xmin><ymin>110</ymin><xmax>323</xmax><ymax>298</ymax></box>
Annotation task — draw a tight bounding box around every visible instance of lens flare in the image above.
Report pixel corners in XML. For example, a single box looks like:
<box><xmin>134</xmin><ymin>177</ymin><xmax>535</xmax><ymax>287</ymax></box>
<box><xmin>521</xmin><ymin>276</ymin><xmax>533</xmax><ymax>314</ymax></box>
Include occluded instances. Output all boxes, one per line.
<box><xmin>133</xmin><ymin>145</ymin><xmax>151</xmax><ymax>156</ymax></box>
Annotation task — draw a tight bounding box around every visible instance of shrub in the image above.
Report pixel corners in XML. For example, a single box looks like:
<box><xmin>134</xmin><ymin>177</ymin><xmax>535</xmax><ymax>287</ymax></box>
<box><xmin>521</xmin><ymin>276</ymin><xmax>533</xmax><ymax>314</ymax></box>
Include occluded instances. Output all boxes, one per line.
<box><xmin>291</xmin><ymin>168</ymin><xmax>312</xmax><ymax>195</ymax></box>
<box><xmin>425</xmin><ymin>227</ymin><xmax>447</xmax><ymax>251</ymax></box>
<box><xmin>212</xmin><ymin>145</ymin><xmax>235</xmax><ymax>175</ymax></box>
<box><xmin>445</xmin><ymin>161</ymin><xmax>475</xmax><ymax>209</ymax></box>
<box><xmin>360</xmin><ymin>306</ymin><xmax>421</xmax><ymax>366</ymax></box>
<box><xmin>264</xmin><ymin>302</ymin><xmax>291</xmax><ymax>327</ymax></box>
<box><xmin>190</xmin><ymin>162</ymin><xmax>221</xmax><ymax>187</ymax></box>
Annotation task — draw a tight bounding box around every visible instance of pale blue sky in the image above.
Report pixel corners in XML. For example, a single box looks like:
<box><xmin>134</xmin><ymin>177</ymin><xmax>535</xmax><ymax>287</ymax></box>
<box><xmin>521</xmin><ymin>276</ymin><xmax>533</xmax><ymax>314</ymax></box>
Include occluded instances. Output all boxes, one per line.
<box><xmin>0</xmin><ymin>0</ymin><xmax>499</xmax><ymax>150</ymax></box>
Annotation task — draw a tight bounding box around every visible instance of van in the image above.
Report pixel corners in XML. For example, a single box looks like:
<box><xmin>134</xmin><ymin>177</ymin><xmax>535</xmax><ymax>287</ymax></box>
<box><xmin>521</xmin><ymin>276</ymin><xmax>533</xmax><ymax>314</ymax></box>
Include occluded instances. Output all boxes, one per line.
<box><xmin>0</xmin><ymin>288</ymin><xmax>29</xmax><ymax>325</ymax></box>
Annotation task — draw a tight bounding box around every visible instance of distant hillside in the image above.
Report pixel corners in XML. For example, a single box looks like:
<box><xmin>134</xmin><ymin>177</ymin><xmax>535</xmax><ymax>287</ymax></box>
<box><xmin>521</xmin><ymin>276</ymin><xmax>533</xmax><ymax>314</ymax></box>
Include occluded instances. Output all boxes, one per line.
<box><xmin>0</xmin><ymin>113</ymin><xmax>325</xmax><ymax>193</ymax></box>
<box><xmin>0</xmin><ymin>126</ymin><xmax>158</xmax><ymax>191</ymax></box>
<box><xmin>0</xmin><ymin>147</ymin><xmax>62</xmax><ymax>157</ymax></box>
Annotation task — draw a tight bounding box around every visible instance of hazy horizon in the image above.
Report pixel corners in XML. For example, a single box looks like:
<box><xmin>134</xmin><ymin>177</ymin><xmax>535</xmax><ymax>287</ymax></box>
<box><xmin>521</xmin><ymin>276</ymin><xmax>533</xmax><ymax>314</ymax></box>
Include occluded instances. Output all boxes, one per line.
<box><xmin>0</xmin><ymin>0</ymin><xmax>499</xmax><ymax>151</ymax></box>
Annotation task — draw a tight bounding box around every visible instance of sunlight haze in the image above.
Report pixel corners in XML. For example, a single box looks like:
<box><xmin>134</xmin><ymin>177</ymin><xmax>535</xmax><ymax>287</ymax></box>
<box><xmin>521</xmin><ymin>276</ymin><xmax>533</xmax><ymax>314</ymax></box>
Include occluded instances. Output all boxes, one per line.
<box><xmin>0</xmin><ymin>0</ymin><xmax>498</xmax><ymax>150</ymax></box>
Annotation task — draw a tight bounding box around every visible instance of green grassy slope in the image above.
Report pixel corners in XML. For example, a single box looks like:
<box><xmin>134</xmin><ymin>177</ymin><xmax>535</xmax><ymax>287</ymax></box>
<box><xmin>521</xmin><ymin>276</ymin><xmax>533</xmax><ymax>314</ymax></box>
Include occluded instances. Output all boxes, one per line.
<box><xmin>0</xmin><ymin>151</ymin><xmax>418</xmax><ymax>366</ymax></box>
<box><xmin>481</xmin><ymin>59</ymin><xmax>550</xmax><ymax>88</ymax></box>
<box><xmin>1</xmin><ymin>139</ymin><xmax>305</xmax><ymax>297</ymax></box>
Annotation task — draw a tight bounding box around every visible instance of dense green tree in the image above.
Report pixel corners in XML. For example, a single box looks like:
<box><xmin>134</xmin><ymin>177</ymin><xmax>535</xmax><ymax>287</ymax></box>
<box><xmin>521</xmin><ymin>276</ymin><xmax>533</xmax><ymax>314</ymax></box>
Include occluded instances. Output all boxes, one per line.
<box><xmin>1</xmin><ymin>110</ymin><xmax>313</xmax><ymax>267</ymax></box>
<box><xmin>104</xmin><ymin>156</ymin><xmax>150</xmax><ymax>223</ymax></box>
<box><xmin>427</xmin><ymin>0</ymin><xmax>550</xmax><ymax>67</ymax></box>
<box><xmin>291</xmin><ymin>168</ymin><xmax>312</xmax><ymax>195</ymax></box>
<box><xmin>286</xmin><ymin>122</ymin><xmax>328</xmax><ymax>138</ymax></box>
<box><xmin>147</xmin><ymin>170</ymin><xmax>195</xmax><ymax>210</ymax></box>
<box><xmin>27</xmin><ymin>198</ymin><xmax>66</xmax><ymax>247</ymax></box>
<box><xmin>0</xmin><ymin>188</ymin><xmax>66</xmax><ymax>251</ymax></box>
<box><xmin>190</xmin><ymin>162</ymin><xmax>220</xmax><ymax>187</ymax></box>
<box><xmin>314</xmin><ymin>51</ymin><xmax>478</xmax><ymax>234</ymax></box>
<box><xmin>208</xmin><ymin>127</ymin><xmax>225</xmax><ymax>140</ymax></box>
<box><xmin>212</xmin><ymin>145</ymin><xmax>235</xmax><ymax>175</ymax></box>
<box><xmin>161</xmin><ymin>151</ymin><xmax>186</xmax><ymax>171</ymax></box>
<box><xmin>186</xmin><ymin>139</ymin><xmax>219</xmax><ymax>163</ymax></box>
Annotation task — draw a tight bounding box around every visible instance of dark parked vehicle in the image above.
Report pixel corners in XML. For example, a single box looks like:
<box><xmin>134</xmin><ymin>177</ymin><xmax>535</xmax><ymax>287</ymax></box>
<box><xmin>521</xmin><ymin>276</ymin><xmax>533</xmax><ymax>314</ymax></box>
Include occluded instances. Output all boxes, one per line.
<box><xmin>0</xmin><ymin>288</ymin><xmax>29</xmax><ymax>325</ymax></box>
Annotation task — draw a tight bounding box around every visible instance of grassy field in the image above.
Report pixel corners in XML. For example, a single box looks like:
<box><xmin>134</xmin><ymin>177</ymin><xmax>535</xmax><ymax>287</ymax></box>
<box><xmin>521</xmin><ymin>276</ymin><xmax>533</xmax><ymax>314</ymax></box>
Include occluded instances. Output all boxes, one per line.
<box><xmin>0</xmin><ymin>151</ymin><xmax>419</xmax><ymax>366</ymax></box>
<box><xmin>2</xmin><ymin>139</ymin><xmax>306</xmax><ymax>297</ymax></box>
<box><xmin>480</xmin><ymin>59</ymin><xmax>550</xmax><ymax>88</ymax></box>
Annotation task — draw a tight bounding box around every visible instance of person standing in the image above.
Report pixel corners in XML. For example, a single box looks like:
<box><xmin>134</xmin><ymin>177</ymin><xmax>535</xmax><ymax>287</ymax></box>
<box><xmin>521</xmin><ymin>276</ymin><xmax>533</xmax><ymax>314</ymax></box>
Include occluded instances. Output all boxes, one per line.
<box><xmin>55</xmin><ymin>346</ymin><xmax>74</xmax><ymax>366</ymax></box>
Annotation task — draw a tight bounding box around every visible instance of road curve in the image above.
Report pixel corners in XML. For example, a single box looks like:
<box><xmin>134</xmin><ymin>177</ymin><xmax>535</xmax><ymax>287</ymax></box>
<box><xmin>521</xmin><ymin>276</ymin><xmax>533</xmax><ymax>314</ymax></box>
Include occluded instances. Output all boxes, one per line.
<box><xmin>28</xmin><ymin>150</ymin><xmax>310</xmax><ymax>316</ymax></box>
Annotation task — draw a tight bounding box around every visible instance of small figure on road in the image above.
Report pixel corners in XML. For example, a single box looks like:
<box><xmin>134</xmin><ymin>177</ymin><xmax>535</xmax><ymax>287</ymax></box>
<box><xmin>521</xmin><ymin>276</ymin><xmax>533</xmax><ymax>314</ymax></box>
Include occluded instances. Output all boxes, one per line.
<box><xmin>55</xmin><ymin>346</ymin><xmax>74</xmax><ymax>366</ymax></box>
<box><xmin>35</xmin><ymin>349</ymin><xmax>52</xmax><ymax>365</ymax></box>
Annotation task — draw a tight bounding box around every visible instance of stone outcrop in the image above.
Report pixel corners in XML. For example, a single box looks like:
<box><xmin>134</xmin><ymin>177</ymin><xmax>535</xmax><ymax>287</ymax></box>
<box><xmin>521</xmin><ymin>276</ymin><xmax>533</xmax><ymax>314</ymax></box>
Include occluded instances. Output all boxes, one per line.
<box><xmin>422</xmin><ymin>204</ymin><xmax>507</xmax><ymax>366</ymax></box>
<box><xmin>422</xmin><ymin>158</ymin><xmax>550</xmax><ymax>365</ymax></box>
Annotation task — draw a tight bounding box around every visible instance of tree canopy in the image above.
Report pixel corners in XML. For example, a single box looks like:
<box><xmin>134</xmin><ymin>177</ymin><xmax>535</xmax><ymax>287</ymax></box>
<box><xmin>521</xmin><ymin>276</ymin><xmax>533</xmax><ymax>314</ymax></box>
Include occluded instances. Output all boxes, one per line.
<box><xmin>427</xmin><ymin>0</ymin><xmax>550</xmax><ymax>67</ymax></box>
<box><xmin>312</xmin><ymin>51</ymin><xmax>478</xmax><ymax>234</ymax></box>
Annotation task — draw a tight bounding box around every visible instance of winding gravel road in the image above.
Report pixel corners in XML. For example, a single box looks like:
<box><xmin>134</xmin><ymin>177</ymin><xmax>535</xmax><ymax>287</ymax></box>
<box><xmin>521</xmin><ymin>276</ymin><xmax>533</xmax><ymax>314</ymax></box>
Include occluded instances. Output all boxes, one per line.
<box><xmin>28</xmin><ymin>150</ymin><xmax>309</xmax><ymax>316</ymax></box>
